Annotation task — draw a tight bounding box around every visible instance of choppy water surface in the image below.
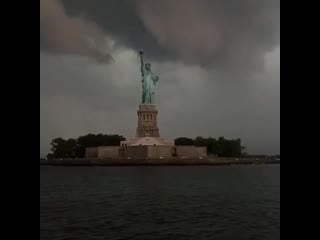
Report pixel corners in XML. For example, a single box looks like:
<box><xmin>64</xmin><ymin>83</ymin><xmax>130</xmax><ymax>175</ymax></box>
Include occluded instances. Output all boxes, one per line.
<box><xmin>40</xmin><ymin>165</ymin><xmax>280</xmax><ymax>240</ymax></box>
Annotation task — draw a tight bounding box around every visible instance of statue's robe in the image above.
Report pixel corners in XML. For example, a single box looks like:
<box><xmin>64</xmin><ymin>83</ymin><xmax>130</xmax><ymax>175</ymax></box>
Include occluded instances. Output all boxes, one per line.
<box><xmin>142</xmin><ymin>69</ymin><xmax>159</xmax><ymax>104</ymax></box>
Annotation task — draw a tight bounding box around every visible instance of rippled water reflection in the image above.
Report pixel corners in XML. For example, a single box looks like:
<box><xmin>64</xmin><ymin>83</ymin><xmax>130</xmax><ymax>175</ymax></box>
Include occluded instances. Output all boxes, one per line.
<box><xmin>40</xmin><ymin>165</ymin><xmax>280</xmax><ymax>240</ymax></box>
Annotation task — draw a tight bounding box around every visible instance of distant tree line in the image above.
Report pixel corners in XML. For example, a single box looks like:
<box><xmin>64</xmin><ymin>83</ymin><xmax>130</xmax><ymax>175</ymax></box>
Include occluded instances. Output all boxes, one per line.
<box><xmin>47</xmin><ymin>134</ymin><xmax>245</xmax><ymax>159</ymax></box>
<box><xmin>175</xmin><ymin>136</ymin><xmax>245</xmax><ymax>157</ymax></box>
<box><xmin>47</xmin><ymin>134</ymin><xmax>125</xmax><ymax>159</ymax></box>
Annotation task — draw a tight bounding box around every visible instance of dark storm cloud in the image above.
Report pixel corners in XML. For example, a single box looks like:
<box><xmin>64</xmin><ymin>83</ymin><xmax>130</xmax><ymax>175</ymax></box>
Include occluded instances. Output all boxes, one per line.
<box><xmin>40</xmin><ymin>0</ymin><xmax>113</xmax><ymax>63</ymax></box>
<box><xmin>137</xmin><ymin>0</ymin><xmax>279</xmax><ymax>71</ymax></box>
<box><xmin>44</xmin><ymin>0</ymin><xmax>280</xmax><ymax>72</ymax></box>
<box><xmin>58</xmin><ymin>0</ymin><xmax>176</xmax><ymax>62</ymax></box>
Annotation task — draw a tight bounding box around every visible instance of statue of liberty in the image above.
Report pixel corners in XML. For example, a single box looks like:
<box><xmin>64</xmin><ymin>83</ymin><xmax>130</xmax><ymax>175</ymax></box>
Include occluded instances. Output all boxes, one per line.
<box><xmin>139</xmin><ymin>49</ymin><xmax>159</xmax><ymax>104</ymax></box>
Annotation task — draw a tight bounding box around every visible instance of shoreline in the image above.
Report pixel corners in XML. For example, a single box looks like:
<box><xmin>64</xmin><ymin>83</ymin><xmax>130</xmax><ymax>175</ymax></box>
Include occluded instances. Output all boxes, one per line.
<box><xmin>40</xmin><ymin>158</ymin><xmax>280</xmax><ymax>167</ymax></box>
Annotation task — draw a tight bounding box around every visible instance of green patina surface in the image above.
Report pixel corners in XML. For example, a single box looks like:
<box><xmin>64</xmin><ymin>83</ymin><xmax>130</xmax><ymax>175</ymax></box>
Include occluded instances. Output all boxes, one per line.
<box><xmin>139</xmin><ymin>49</ymin><xmax>159</xmax><ymax>104</ymax></box>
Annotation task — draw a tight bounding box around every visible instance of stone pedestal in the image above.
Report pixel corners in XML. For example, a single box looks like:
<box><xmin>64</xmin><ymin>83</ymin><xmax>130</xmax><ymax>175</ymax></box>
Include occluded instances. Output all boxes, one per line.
<box><xmin>136</xmin><ymin>104</ymin><xmax>160</xmax><ymax>137</ymax></box>
<box><xmin>87</xmin><ymin>102</ymin><xmax>208</xmax><ymax>159</ymax></box>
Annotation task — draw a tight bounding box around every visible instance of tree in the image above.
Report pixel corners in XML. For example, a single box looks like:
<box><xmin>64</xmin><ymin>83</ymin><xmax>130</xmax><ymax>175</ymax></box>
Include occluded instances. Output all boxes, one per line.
<box><xmin>75</xmin><ymin>134</ymin><xmax>125</xmax><ymax>157</ymax></box>
<box><xmin>46</xmin><ymin>153</ymin><xmax>54</xmax><ymax>160</ymax></box>
<box><xmin>194</xmin><ymin>136</ymin><xmax>208</xmax><ymax>146</ymax></box>
<box><xmin>49</xmin><ymin>137</ymin><xmax>77</xmax><ymax>158</ymax></box>
<box><xmin>175</xmin><ymin>136</ymin><xmax>244</xmax><ymax>157</ymax></box>
<box><xmin>175</xmin><ymin>137</ymin><xmax>194</xmax><ymax>145</ymax></box>
<box><xmin>48</xmin><ymin>134</ymin><xmax>126</xmax><ymax>159</ymax></box>
<box><xmin>65</xmin><ymin>138</ymin><xmax>77</xmax><ymax>158</ymax></box>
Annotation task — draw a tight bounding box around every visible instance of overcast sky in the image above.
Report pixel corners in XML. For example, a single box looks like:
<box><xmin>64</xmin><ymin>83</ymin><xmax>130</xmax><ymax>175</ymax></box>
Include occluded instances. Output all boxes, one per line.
<box><xmin>40</xmin><ymin>0</ymin><xmax>280</xmax><ymax>156</ymax></box>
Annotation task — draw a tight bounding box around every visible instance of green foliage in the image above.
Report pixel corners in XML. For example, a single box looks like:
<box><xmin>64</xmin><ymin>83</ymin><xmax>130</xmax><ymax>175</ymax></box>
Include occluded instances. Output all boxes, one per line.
<box><xmin>49</xmin><ymin>133</ymin><xmax>245</xmax><ymax>159</ymax></box>
<box><xmin>175</xmin><ymin>137</ymin><xmax>194</xmax><ymax>145</ymax></box>
<box><xmin>175</xmin><ymin>136</ymin><xmax>244</xmax><ymax>157</ymax></box>
<box><xmin>49</xmin><ymin>134</ymin><xmax>125</xmax><ymax>158</ymax></box>
<box><xmin>50</xmin><ymin>138</ymin><xmax>76</xmax><ymax>159</ymax></box>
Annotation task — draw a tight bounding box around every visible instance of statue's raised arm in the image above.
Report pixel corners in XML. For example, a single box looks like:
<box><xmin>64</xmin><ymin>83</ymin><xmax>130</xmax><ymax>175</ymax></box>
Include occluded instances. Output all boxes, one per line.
<box><xmin>139</xmin><ymin>49</ymin><xmax>144</xmax><ymax>77</ymax></box>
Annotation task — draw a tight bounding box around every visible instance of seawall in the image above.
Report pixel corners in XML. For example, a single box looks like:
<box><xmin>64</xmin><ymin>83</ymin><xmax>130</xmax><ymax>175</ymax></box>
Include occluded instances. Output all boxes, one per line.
<box><xmin>40</xmin><ymin>158</ymin><xmax>280</xmax><ymax>167</ymax></box>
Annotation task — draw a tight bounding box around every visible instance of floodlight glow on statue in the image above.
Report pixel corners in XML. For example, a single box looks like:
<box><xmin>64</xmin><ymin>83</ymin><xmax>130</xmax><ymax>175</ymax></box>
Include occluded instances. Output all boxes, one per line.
<box><xmin>139</xmin><ymin>49</ymin><xmax>159</xmax><ymax>104</ymax></box>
